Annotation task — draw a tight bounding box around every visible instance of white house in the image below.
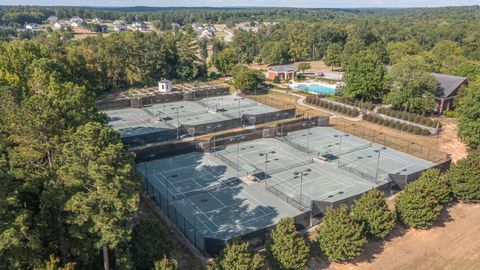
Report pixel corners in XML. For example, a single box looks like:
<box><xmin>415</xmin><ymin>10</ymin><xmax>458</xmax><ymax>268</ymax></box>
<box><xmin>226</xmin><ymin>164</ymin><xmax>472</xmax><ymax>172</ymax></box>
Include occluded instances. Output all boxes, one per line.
<box><xmin>114</xmin><ymin>19</ymin><xmax>126</xmax><ymax>25</ymax></box>
<box><xmin>199</xmin><ymin>30</ymin><xmax>214</xmax><ymax>40</ymax></box>
<box><xmin>194</xmin><ymin>24</ymin><xmax>205</xmax><ymax>30</ymax></box>
<box><xmin>92</xmin><ymin>18</ymin><xmax>102</xmax><ymax>23</ymax></box>
<box><xmin>69</xmin><ymin>16</ymin><xmax>83</xmax><ymax>27</ymax></box>
<box><xmin>25</xmin><ymin>23</ymin><xmax>41</xmax><ymax>30</ymax></box>
<box><xmin>47</xmin><ymin>16</ymin><xmax>58</xmax><ymax>24</ymax></box>
<box><xmin>158</xmin><ymin>80</ymin><xmax>172</xmax><ymax>93</ymax></box>
<box><xmin>54</xmin><ymin>22</ymin><xmax>69</xmax><ymax>30</ymax></box>
<box><xmin>114</xmin><ymin>25</ymin><xmax>127</xmax><ymax>32</ymax></box>
<box><xmin>132</xmin><ymin>22</ymin><xmax>149</xmax><ymax>32</ymax></box>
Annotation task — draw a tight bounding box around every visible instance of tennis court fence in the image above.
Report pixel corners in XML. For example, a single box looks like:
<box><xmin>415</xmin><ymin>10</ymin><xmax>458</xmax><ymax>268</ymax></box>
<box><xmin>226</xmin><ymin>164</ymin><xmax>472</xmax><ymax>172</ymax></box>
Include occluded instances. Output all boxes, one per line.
<box><xmin>142</xmin><ymin>175</ymin><xmax>206</xmax><ymax>253</ymax></box>
<box><xmin>265</xmin><ymin>184</ymin><xmax>312</xmax><ymax>211</ymax></box>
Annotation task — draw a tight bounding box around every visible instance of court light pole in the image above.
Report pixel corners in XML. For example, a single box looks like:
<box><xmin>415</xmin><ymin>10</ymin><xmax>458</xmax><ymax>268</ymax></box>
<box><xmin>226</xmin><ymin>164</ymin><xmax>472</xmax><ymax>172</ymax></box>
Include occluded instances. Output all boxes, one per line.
<box><xmin>302</xmin><ymin>121</ymin><xmax>312</xmax><ymax>152</ymax></box>
<box><xmin>294</xmin><ymin>168</ymin><xmax>311</xmax><ymax>206</ymax></box>
<box><xmin>259</xmin><ymin>151</ymin><xmax>276</xmax><ymax>185</ymax></box>
<box><xmin>171</xmin><ymin>106</ymin><xmax>184</xmax><ymax>139</ymax></box>
<box><xmin>374</xmin><ymin>147</ymin><xmax>387</xmax><ymax>183</ymax></box>
<box><xmin>334</xmin><ymin>134</ymin><xmax>350</xmax><ymax>166</ymax></box>
<box><xmin>234</xmin><ymin>97</ymin><xmax>245</xmax><ymax>126</ymax></box>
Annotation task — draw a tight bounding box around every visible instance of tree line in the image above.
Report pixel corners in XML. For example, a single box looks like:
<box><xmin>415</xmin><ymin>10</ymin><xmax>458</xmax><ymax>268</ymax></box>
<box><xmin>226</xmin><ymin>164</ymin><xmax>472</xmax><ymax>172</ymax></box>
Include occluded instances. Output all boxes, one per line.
<box><xmin>0</xmin><ymin>30</ymin><xmax>206</xmax><ymax>97</ymax></box>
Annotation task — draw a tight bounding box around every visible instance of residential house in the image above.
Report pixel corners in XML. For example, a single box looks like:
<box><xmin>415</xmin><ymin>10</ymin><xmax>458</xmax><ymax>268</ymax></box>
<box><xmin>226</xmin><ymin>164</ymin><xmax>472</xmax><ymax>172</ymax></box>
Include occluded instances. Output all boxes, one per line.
<box><xmin>114</xmin><ymin>25</ymin><xmax>127</xmax><ymax>32</ymax></box>
<box><xmin>199</xmin><ymin>29</ymin><xmax>214</xmax><ymax>40</ymax></box>
<box><xmin>114</xmin><ymin>19</ymin><xmax>126</xmax><ymax>25</ymax></box>
<box><xmin>53</xmin><ymin>22</ymin><xmax>69</xmax><ymax>30</ymax></box>
<box><xmin>432</xmin><ymin>73</ymin><xmax>468</xmax><ymax>113</ymax></box>
<box><xmin>267</xmin><ymin>64</ymin><xmax>298</xmax><ymax>81</ymax></box>
<box><xmin>25</xmin><ymin>23</ymin><xmax>41</xmax><ymax>30</ymax></box>
<box><xmin>100</xmin><ymin>25</ymin><xmax>109</xmax><ymax>32</ymax></box>
<box><xmin>194</xmin><ymin>24</ymin><xmax>205</xmax><ymax>30</ymax></box>
<box><xmin>92</xmin><ymin>18</ymin><xmax>103</xmax><ymax>23</ymax></box>
<box><xmin>171</xmin><ymin>23</ymin><xmax>181</xmax><ymax>29</ymax></box>
<box><xmin>47</xmin><ymin>15</ymin><xmax>58</xmax><ymax>24</ymax></box>
<box><xmin>69</xmin><ymin>16</ymin><xmax>84</xmax><ymax>27</ymax></box>
<box><xmin>132</xmin><ymin>22</ymin><xmax>149</xmax><ymax>32</ymax></box>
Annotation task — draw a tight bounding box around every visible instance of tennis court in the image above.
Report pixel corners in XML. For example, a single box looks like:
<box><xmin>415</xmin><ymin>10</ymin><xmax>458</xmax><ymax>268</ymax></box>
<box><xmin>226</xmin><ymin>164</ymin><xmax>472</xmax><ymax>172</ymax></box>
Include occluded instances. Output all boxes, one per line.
<box><xmin>105</xmin><ymin>107</ymin><xmax>172</xmax><ymax>137</ymax></box>
<box><xmin>215</xmin><ymin>138</ymin><xmax>381</xmax><ymax>208</ymax></box>
<box><xmin>137</xmin><ymin>151</ymin><xmax>301</xmax><ymax>251</ymax></box>
<box><xmin>282</xmin><ymin>127</ymin><xmax>435</xmax><ymax>182</ymax></box>
<box><xmin>106</xmin><ymin>95</ymin><xmax>291</xmax><ymax>143</ymax></box>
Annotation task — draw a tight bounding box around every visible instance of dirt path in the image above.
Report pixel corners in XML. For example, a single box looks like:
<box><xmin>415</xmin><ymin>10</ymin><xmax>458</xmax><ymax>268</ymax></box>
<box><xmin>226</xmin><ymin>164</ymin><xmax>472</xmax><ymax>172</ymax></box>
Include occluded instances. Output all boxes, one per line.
<box><xmin>310</xmin><ymin>203</ymin><xmax>480</xmax><ymax>270</ymax></box>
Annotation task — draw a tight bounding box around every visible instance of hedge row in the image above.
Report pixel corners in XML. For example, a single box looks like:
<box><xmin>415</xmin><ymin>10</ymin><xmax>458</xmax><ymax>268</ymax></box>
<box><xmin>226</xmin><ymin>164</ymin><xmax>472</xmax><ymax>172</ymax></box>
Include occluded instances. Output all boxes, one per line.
<box><xmin>306</xmin><ymin>96</ymin><xmax>360</xmax><ymax>117</ymax></box>
<box><xmin>337</xmin><ymin>97</ymin><xmax>375</xmax><ymax>111</ymax></box>
<box><xmin>363</xmin><ymin>114</ymin><xmax>432</xmax><ymax>136</ymax></box>
<box><xmin>377</xmin><ymin>108</ymin><xmax>442</xmax><ymax>129</ymax></box>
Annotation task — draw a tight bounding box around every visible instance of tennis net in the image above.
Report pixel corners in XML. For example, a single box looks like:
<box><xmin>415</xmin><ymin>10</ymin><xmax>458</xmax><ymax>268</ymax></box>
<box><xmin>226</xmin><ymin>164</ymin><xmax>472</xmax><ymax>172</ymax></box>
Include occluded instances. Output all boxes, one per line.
<box><xmin>337</xmin><ymin>143</ymin><xmax>373</xmax><ymax>156</ymax></box>
<box><xmin>171</xmin><ymin>178</ymin><xmax>240</xmax><ymax>201</ymax></box>
<box><xmin>142</xmin><ymin>107</ymin><xmax>159</xmax><ymax>119</ymax></box>
<box><xmin>256</xmin><ymin>158</ymin><xmax>314</xmax><ymax>176</ymax></box>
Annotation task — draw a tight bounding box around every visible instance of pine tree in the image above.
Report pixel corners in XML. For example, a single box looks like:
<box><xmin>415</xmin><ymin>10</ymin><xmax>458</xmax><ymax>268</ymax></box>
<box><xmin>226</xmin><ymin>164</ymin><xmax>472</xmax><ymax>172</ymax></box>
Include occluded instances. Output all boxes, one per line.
<box><xmin>131</xmin><ymin>217</ymin><xmax>171</xmax><ymax>270</ymax></box>
<box><xmin>395</xmin><ymin>180</ymin><xmax>442</xmax><ymax>229</ymax></box>
<box><xmin>446</xmin><ymin>149</ymin><xmax>480</xmax><ymax>203</ymax></box>
<box><xmin>351</xmin><ymin>189</ymin><xmax>396</xmax><ymax>238</ymax></box>
<box><xmin>317</xmin><ymin>205</ymin><xmax>366</xmax><ymax>262</ymax></box>
<box><xmin>209</xmin><ymin>241</ymin><xmax>264</xmax><ymax>270</ymax></box>
<box><xmin>266</xmin><ymin>217</ymin><xmax>310</xmax><ymax>270</ymax></box>
<box><xmin>417</xmin><ymin>169</ymin><xmax>451</xmax><ymax>205</ymax></box>
<box><xmin>60</xmin><ymin>122</ymin><xmax>139</xmax><ymax>268</ymax></box>
<box><xmin>153</xmin><ymin>256</ymin><xmax>178</xmax><ymax>270</ymax></box>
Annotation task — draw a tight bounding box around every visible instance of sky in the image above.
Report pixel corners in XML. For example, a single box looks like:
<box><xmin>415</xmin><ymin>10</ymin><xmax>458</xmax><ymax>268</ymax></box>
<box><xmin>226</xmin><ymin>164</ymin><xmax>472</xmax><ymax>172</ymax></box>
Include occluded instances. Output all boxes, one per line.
<box><xmin>0</xmin><ymin>0</ymin><xmax>478</xmax><ymax>8</ymax></box>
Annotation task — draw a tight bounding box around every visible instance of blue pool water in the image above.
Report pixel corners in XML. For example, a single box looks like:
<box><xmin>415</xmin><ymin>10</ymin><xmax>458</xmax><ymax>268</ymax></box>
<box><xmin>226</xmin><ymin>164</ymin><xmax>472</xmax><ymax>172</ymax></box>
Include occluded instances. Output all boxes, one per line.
<box><xmin>297</xmin><ymin>84</ymin><xmax>336</xmax><ymax>95</ymax></box>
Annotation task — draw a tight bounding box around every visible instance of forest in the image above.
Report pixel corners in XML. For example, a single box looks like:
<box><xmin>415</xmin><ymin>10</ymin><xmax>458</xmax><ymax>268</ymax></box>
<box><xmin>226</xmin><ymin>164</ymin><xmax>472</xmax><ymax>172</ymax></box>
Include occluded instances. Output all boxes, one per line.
<box><xmin>0</xmin><ymin>5</ymin><xmax>479</xmax><ymax>270</ymax></box>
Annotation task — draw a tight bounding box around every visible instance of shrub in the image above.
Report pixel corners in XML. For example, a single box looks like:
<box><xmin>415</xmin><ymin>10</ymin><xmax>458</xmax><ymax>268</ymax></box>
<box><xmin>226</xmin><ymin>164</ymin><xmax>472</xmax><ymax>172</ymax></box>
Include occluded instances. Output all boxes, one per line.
<box><xmin>421</xmin><ymin>129</ymin><xmax>431</xmax><ymax>136</ymax></box>
<box><xmin>420</xmin><ymin>118</ymin><xmax>427</xmax><ymax>125</ymax></box>
<box><xmin>341</xmin><ymin>107</ymin><xmax>347</xmax><ymax>115</ymax></box>
<box><xmin>273</xmin><ymin>76</ymin><xmax>280</xmax><ymax>83</ymax></box>
<box><xmin>407</xmin><ymin>125</ymin><xmax>415</xmax><ymax>133</ymax></box>
<box><xmin>210</xmin><ymin>241</ymin><xmax>264</xmax><ymax>270</ymax></box>
<box><xmin>442</xmin><ymin>110</ymin><xmax>455</xmax><ymax>117</ymax></box>
<box><xmin>154</xmin><ymin>257</ymin><xmax>178</xmax><ymax>270</ymax></box>
<box><xmin>401</xmin><ymin>112</ymin><xmax>408</xmax><ymax>120</ymax></box>
<box><xmin>383</xmin><ymin>120</ymin><xmax>391</xmax><ymax>127</ymax></box>
<box><xmin>414</xmin><ymin>115</ymin><xmax>422</xmax><ymax>123</ymax></box>
<box><xmin>401</xmin><ymin>123</ymin><xmax>408</xmax><ymax>131</ymax></box>
<box><xmin>267</xmin><ymin>218</ymin><xmax>310</xmax><ymax>270</ymax></box>
<box><xmin>317</xmin><ymin>205</ymin><xmax>366</xmax><ymax>262</ymax></box>
<box><xmin>395</xmin><ymin>180</ymin><xmax>442</xmax><ymax>229</ymax></box>
<box><xmin>426</xmin><ymin>119</ymin><xmax>434</xmax><ymax>127</ymax></box>
<box><xmin>351</xmin><ymin>189</ymin><xmax>396</xmax><ymax>239</ymax></box>
<box><xmin>446</xmin><ymin>149</ymin><xmax>480</xmax><ymax>203</ymax></box>
<box><xmin>414</xmin><ymin>127</ymin><xmax>423</xmax><ymax>135</ymax></box>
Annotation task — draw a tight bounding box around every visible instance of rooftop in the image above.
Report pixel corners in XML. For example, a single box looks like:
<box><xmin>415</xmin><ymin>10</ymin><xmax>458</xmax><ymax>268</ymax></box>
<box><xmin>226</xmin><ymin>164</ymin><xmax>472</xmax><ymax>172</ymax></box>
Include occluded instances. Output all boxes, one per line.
<box><xmin>268</xmin><ymin>64</ymin><xmax>298</xmax><ymax>73</ymax></box>
<box><xmin>432</xmin><ymin>73</ymin><xmax>468</xmax><ymax>99</ymax></box>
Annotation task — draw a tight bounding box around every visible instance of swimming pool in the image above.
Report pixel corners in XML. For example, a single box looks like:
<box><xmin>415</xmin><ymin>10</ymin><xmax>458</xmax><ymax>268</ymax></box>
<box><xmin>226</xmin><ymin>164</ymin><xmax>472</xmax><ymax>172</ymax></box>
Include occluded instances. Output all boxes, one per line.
<box><xmin>297</xmin><ymin>83</ymin><xmax>336</xmax><ymax>95</ymax></box>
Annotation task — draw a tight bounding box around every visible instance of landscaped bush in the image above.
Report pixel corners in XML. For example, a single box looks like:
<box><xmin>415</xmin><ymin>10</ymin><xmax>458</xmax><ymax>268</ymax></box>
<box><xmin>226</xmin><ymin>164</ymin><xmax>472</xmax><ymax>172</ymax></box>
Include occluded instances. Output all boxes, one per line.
<box><xmin>378</xmin><ymin>108</ymin><xmax>442</xmax><ymax>129</ymax></box>
<box><xmin>306</xmin><ymin>96</ymin><xmax>361</xmax><ymax>117</ymax></box>
<box><xmin>442</xmin><ymin>110</ymin><xmax>455</xmax><ymax>117</ymax></box>
<box><xmin>363</xmin><ymin>114</ymin><xmax>432</xmax><ymax>136</ymax></box>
